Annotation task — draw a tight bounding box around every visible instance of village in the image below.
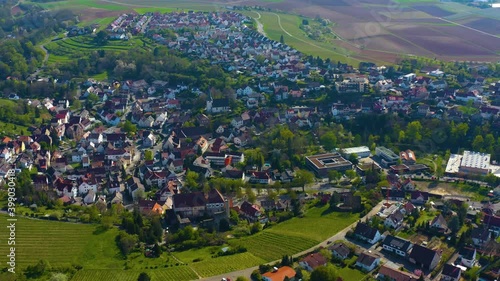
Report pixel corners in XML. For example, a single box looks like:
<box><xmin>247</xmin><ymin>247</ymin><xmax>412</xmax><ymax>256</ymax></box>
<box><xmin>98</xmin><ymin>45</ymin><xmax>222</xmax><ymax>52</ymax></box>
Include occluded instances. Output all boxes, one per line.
<box><xmin>0</xmin><ymin>9</ymin><xmax>500</xmax><ymax>281</ymax></box>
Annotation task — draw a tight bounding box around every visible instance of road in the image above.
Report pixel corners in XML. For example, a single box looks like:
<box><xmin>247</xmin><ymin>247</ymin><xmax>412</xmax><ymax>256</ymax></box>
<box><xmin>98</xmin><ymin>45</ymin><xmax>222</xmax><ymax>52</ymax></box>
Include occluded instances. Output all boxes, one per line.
<box><xmin>199</xmin><ymin>201</ymin><xmax>385</xmax><ymax>281</ymax></box>
<box><xmin>250</xmin><ymin>11</ymin><xmax>266</xmax><ymax>37</ymax></box>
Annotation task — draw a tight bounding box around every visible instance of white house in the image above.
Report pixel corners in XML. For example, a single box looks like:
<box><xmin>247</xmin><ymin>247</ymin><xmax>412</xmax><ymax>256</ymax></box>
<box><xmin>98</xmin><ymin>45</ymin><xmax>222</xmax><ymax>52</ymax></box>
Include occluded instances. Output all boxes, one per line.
<box><xmin>382</xmin><ymin>235</ymin><xmax>413</xmax><ymax>257</ymax></box>
<box><xmin>356</xmin><ymin>252</ymin><xmax>380</xmax><ymax>271</ymax></box>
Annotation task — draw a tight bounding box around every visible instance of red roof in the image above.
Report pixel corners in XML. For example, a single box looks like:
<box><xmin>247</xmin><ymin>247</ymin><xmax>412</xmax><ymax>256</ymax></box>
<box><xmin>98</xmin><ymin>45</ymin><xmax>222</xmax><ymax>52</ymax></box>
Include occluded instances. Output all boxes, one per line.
<box><xmin>300</xmin><ymin>253</ymin><xmax>327</xmax><ymax>269</ymax></box>
<box><xmin>262</xmin><ymin>266</ymin><xmax>296</xmax><ymax>281</ymax></box>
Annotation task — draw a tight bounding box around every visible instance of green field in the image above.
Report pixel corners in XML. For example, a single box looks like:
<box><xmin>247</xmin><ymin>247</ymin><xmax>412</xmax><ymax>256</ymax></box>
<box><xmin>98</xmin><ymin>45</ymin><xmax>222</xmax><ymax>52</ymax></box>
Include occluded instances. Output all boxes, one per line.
<box><xmin>44</xmin><ymin>36</ymin><xmax>152</xmax><ymax>65</ymax></box>
<box><xmin>338</xmin><ymin>266</ymin><xmax>366</xmax><ymax>281</ymax></box>
<box><xmin>25</xmin><ymin>0</ymin><xmax>126</xmax><ymax>11</ymax></box>
<box><xmin>0</xmin><ymin>215</ymin><xmax>120</xmax><ymax>268</ymax></box>
<box><xmin>267</xmin><ymin>205</ymin><xmax>358</xmax><ymax>241</ymax></box>
<box><xmin>241</xmin><ymin>11</ymin><xmax>362</xmax><ymax>65</ymax></box>
<box><xmin>190</xmin><ymin>252</ymin><xmax>265</xmax><ymax>277</ymax></box>
<box><xmin>71</xmin><ymin>267</ymin><xmax>198</xmax><ymax>281</ymax></box>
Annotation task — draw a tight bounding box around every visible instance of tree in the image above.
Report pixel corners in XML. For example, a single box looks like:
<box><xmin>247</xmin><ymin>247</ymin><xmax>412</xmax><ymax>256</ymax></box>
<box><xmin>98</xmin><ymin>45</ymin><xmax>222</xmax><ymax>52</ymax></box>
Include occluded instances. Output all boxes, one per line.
<box><xmin>185</xmin><ymin>171</ymin><xmax>199</xmax><ymax>190</ymax></box>
<box><xmin>144</xmin><ymin>150</ymin><xmax>153</xmax><ymax>161</ymax></box>
<box><xmin>116</xmin><ymin>231</ymin><xmax>139</xmax><ymax>256</ymax></box>
<box><xmin>348</xmin><ymin>153</ymin><xmax>359</xmax><ymax>166</ymax></box>
<box><xmin>137</xmin><ymin>272</ymin><xmax>151</xmax><ymax>281</ymax></box>
<box><xmin>448</xmin><ymin>216</ymin><xmax>460</xmax><ymax>234</ymax></box>
<box><xmin>95</xmin><ymin>30</ymin><xmax>108</xmax><ymax>45</ymax></box>
<box><xmin>328</xmin><ymin>170</ymin><xmax>342</xmax><ymax>184</ymax></box>
<box><xmin>25</xmin><ymin>259</ymin><xmax>51</xmax><ymax>279</ymax></box>
<box><xmin>236</xmin><ymin>277</ymin><xmax>250</xmax><ymax>281</ymax></box>
<box><xmin>295</xmin><ymin>169</ymin><xmax>314</xmax><ymax>191</ymax></box>
<box><xmin>123</xmin><ymin>120</ymin><xmax>137</xmax><ymax>136</ymax></box>
<box><xmin>345</xmin><ymin>170</ymin><xmax>357</xmax><ymax>180</ymax></box>
<box><xmin>472</xmin><ymin>135</ymin><xmax>484</xmax><ymax>151</ymax></box>
<box><xmin>310</xmin><ymin>265</ymin><xmax>338</xmax><ymax>281</ymax></box>
<box><xmin>320</xmin><ymin>132</ymin><xmax>337</xmax><ymax>151</ymax></box>
<box><xmin>251</xmin><ymin>269</ymin><xmax>263</xmax><ymax>281</ymax></box>
<box><xmin>406</xmin><ymin>121</ymin><xmax>423</xmax><ymax>142</ymax></box>
<box><xmin>280</xmin><ymin>34</ymin><xmax>284</xmax><ymax>44</ymax></box>
<box><xmin>246</xmin><ymin>187</ymin><xmax>257</xmax><ymax>203</ymax></box>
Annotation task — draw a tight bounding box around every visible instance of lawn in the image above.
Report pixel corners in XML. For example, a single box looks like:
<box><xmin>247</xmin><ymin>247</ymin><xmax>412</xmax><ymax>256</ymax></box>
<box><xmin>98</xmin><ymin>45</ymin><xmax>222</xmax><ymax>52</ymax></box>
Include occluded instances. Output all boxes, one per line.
<box><xmin>71</xmin><ymin>267</ymin><xmax>198</xmax><ymax>281</ymax></box>
<box><xmin>267</xmin><ymin>205</ymin><xmax>359</xmax><ymax>242</ymax></box>
<box><xmin>337</xmin><ymin>266</ymin><xmax>366</xmax><ymax>281</ymax></box>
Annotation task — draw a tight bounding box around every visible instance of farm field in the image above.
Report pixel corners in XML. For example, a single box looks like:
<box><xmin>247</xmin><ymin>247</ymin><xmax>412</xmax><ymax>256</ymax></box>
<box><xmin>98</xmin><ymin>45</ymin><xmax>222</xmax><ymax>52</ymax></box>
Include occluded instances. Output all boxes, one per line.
<box><xmin>240</xmin><ymin>11</ymin><xmax>368</xmax><ymax>65</ymax></box>
<box><xmin>0</xmin><ymin>214</ymin><xmax>122</xmax><ymax>269</ymax></box>
<box><xmin>229</xmin><ymin>231</ymin><xmax>319</xmax><ymax>261</ymax></box>
<box><xmin>44</xmin><ymin>36</ymin><xmax>151</xmax><ymax>65</ymax></box>
<box><xmin>190</xmin><ymin>252</ymin><xmax>266</xmax><ymax>277</ymax></box>
<box><xmin>71</xmin><ymin>267</ymin><xmax>198</xmax><ymax>281</ymax></box>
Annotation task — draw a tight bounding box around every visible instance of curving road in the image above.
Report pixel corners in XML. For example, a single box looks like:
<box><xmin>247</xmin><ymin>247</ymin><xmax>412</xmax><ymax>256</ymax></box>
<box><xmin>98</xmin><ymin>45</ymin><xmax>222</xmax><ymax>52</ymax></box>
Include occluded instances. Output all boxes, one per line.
<box><xmin>199</xmin><ymin>201</ymin><xmax>384</xmax><ymax>281</ymax></box>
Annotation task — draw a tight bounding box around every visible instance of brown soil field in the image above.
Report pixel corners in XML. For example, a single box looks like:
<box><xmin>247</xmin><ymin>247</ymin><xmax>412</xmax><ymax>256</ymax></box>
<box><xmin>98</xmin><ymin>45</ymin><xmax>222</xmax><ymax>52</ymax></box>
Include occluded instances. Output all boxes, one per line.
<box><xmin>78</xmin><ymin>8</ymin><xmax>133</xmax><ymax>22</ymax></box>
<box><xmin>459</xmin><ymin>18</ymin><xmax>500</xmax><ymax>36</ymax></box>
<box><xmin>413</xmin><ymin>5</ymin><xmax>454</xmax><ymax>17</ymax></box>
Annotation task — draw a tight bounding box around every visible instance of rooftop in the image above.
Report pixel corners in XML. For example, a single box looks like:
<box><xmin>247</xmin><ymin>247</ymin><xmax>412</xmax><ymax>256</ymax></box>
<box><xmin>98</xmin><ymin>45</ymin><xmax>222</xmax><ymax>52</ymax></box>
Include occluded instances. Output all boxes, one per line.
<box><xmin>306</xmin><ymin>153</ymin><xmax>352</xmax><ymax>170</ymax></box>
<box><xmin>461</xmin><ymin>150</ymin><xmax>490</xmax><ymax>170</ymax></box>
<box><xmin>445</xmin><ymin>154</ymin><xmax>462</xmax><ymax>174</ymax></box>
<box><xmin>341</xmin><ymin>146</ymin><xmax>371</xmax><ymax>155</ymax></box>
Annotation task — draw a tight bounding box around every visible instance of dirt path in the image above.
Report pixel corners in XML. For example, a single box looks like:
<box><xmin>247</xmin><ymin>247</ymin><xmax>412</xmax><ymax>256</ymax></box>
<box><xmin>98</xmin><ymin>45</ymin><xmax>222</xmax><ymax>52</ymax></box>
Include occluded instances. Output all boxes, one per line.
<box><xmin>199</xmin><ymin>201</ymin><xmax>385</xmax><ymax>281</ymax></box>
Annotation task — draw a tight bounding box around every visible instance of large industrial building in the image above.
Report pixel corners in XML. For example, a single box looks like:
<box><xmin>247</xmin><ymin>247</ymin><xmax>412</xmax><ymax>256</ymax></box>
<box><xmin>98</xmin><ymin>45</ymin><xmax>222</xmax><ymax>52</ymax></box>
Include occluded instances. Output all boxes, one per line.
<box><xmin>306</xmin><ymin>152</ymin><xmax>353</xmax><ymax>177</ymax></box>
<box><xmin>341</xmin><ymin>146</ymin><xmax>371</xmax><ymax>158</ymax></box>
<box><xmin>445</xmin><ymin>151</ymin><xmax>491</xmax><ymax>175</ymax></box>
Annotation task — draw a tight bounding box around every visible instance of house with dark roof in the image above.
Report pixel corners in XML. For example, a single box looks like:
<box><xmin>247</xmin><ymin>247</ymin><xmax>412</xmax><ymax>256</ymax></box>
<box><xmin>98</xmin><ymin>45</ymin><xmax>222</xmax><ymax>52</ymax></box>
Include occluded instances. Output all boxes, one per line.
<box><xmin>299</xmin><ymin>252</ymin><xmax>328</xmax><ymax>271</ymax></box>
<box><xmin>353</xmin><ymin>222</ymin><xmax>382</xmax><ymax>244</ymax></box>
<box><xmin>441</xmin><ymin>264</ymin><xmax>461</xmax><ymax>281</ymax></box>
<box><xmin>384</xmin><ymin>210</ymin><xmax>404</xmax><ymax>229</ymax></box>
<box><xmin>409</xmin><ymin>244</ymin><xmax>440</xmax><ymax>270</ymax></box>
<box><xmin>377</xmin><ymin>265</ymin><xmax>419</xmax><ymax>281</ymax></box>
<box><xmin>206</xmin><ymin>98</ymin><xmax>230</xmax><ymax>113</ymax></box>
<box><xmin>382</xmin><ymin>235</ymin><xmax>413</xmax><ymax>257</ymax></box>
<box><xmin>240</xmin><ymin>201</ymin><xmax>267</xmax><ymax>224</ymax></box>
<box><xmin>356</xmin><ymin>251</ymin><xmax>381</xmax><ymax>271</ymax></box>
<box><xmin>471</xmin><ymin>227</ymin><xmax>491</xmax><ymax>247</ymax></box>
<box><xmin>458</xmin><ymin>247</ymin><xmax>476</xmax><ymax>268</ymax></box>
<box><xmin>172</xmin><ymin>189</ymin><xmax>227</xmax><ymax>219</ymax></box>
<box><xmin>430</xmin><ymin>214</ymin><xmax>448</xmax><ymax>233</ymax></box>
<box><xmin>410</xmin><ymin>190</ymin><xmax>429</xmax><ymax>205</ymax></box>
<box><xmin>329</xmin><ymin>242</ymin><xmax>351</xmax><ymax>260</ymax></box>
<box><xmin>249</xmin><ymin>171</ymin><xmax>271</xmax><ymax>184</ymax></box>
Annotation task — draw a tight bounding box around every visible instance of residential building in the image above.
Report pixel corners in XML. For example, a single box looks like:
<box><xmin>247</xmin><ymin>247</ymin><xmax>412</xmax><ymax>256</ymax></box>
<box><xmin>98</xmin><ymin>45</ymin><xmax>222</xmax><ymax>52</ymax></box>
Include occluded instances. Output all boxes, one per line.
<box><xmin>441</xmin><ymin>264</ymin><xmax>461</xmax><ymax>281</ymax></box>
<box><xmin>299</xmin><ymin>253</ymin><xmax>328</xmax><ymax>272</ymax></box>
<box><xmin>329</xmin><ymin>242</ymin><xmax>351</xmax><ymax>260</ymax></box>
<box><xmin>356</xmin><ymin>252</ymin><xmax>380</xmax><ymax>271</ymax></box>
<box><xmin>430</xmin><ymin>214</ymin><xmax>448</xmax><ymax>233</ymax></box>
<box><xmin>409</xmin><ymin>244</ymin><xmax>441</xmax><ymax>270</ymax></box>
<box><xmin>377</xmin><ymin>265</ymin><xmax>419</xmax><ymax>281</ymax></box>
<box><xmin>384</xmin><ymin>211</ymin><xmax>404</xmax><ymax>229</ymax></box>
<box><xmin>382</xmin><ymin>235</ymin><xmax>413</xmax><ymax>257</ymax></box>
<box><xmin>353</xmin><ymin>222</ymin><xmax>382</xmax><ymax>244</ymax></box>
<box><xmin>458</xmin><ymin>247</ymin><xmax>476</xmax><ymax>268</ymax></box>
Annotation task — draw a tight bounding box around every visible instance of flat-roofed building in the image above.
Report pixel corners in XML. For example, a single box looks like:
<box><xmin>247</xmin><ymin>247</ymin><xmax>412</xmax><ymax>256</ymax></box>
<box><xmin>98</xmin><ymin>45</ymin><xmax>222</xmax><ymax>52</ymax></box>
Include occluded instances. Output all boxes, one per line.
<box><xmin>459</xmin><ymin>151</ymin><xmax>490</xmax><ymax>175</ymax></box>
<box><xmin>376</xmin><ymin>146</ymin><xmax>399</xmax><ymax>167</ymax></box>
<box><xmin>446</xmin><ymin>151</ymin><xmax>491</xmax><ymax>176</ymax></box>
<box><xmin>341</xmin><ymin>146</ymin><xmax>371</xmax><ymax>158</ymax></box>
<box><xmin>445</xmin><ymin>154</ymin><xmax>462</xmax><ymax>174</ymax></box>
<box><xmin>306</xmin><ymin>152</ymin><xmax>353</xmax><ymax>177</ymax></box>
